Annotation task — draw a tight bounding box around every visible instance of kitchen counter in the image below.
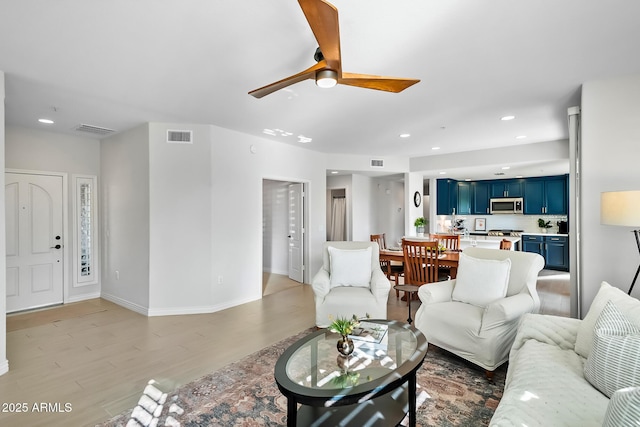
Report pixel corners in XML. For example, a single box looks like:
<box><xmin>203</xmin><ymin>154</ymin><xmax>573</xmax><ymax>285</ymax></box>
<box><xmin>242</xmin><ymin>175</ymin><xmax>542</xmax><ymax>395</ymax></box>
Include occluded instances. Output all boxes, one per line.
<box><xmin>460</xmin><ymin>235</ymin><xmax>521</xmax><ymax>250</ymax></box>
<box><xmin>521</xmin><ymin>232</ymin><xmax>568</xmax><ymax>237</ymax></box>
<box><xmin>408</xmin><ymin>235</ymin><xmax>521</xmax><ymax>250</ymax></box>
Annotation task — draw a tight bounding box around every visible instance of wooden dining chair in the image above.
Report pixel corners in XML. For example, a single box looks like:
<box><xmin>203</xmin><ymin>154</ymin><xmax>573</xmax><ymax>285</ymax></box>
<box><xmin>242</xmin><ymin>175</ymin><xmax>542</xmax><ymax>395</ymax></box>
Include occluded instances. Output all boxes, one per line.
<box><xmin>500</xmin><ymin>239</ymin><xmax>513</xmax><ymax>250</ymax></box>
<box><xmin>371</xmin><ymin>233</ymin><xmax>404</xmax><ymax>297</ymax></box>
<box><xmin>429</xmin><ymin>234</ymin><xmax>461</xmax><ymax>251</ymax></box>
<box><xmin>402</xmin><ymin>239</ymin><xmax>439</xmax><ymax>304</ymax></box>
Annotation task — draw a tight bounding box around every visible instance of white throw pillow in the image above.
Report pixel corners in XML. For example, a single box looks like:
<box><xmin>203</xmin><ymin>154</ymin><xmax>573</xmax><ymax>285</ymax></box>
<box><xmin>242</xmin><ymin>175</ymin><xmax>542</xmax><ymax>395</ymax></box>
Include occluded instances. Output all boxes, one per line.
<box><xmin>328</xmin><ymin>246</ymin><xmax>372</xmax><ymax>288</ymax></box>
<box><xmin>584</xmin><ymin>301</ymin><xmax>640</xmax><ymax>398</ymax></box>
<box><xmin>575</xmin><ymin>281</ymin><xmax>640</xmax><ymax>359</ymax></box>
<box><xmin>603</xmin><ymin>386</ymin><xmax>640</xmax><ymax>427</ymax></box>
<box><xmin>451</xmin><ymin>253</ymin><xmax>511</xmax><ymax>307</ymax></box>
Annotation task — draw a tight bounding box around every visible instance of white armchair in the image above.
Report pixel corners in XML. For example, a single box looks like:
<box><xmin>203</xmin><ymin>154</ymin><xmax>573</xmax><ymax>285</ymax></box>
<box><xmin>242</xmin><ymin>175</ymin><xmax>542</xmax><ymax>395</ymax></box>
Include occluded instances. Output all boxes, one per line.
<box><xmin>413</xmin><ymin>247</ymin><xmax>545</xmax><ymax>378</ymax></box>
<box><xmin>312</xmin><ymin>241</ymin><xmax>391</xmax><ymax>328</ymax></box>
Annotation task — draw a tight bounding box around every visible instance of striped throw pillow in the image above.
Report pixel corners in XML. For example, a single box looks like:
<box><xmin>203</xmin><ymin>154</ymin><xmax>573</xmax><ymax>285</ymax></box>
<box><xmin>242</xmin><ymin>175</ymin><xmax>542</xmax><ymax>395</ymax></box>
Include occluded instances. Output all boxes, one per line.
<box><xmin>583</xmin><ymin>301</ymin><xmax>640</xmax><ymax>398</ymax></box>
<box><xmin>603</xmin><ymin>386</ymin><xmax>640</xmax><ymax>427</ymax></box>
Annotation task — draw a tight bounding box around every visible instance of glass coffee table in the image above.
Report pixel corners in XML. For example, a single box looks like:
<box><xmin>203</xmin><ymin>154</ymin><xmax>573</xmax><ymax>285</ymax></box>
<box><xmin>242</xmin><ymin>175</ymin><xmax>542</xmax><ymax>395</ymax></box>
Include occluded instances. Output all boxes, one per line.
<box><xmin>274</xmin><ymin>320</ymin><xmax>428</xmax><ymax>427</ymax></box>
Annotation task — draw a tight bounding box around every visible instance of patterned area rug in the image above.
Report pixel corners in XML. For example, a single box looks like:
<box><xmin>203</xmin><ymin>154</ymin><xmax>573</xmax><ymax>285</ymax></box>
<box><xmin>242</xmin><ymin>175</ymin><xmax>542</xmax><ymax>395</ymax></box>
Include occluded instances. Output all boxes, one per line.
<box><xmin>99</xmin><ymin>329</ymin><xmax>506</xmax><ymax>427</ymax></box>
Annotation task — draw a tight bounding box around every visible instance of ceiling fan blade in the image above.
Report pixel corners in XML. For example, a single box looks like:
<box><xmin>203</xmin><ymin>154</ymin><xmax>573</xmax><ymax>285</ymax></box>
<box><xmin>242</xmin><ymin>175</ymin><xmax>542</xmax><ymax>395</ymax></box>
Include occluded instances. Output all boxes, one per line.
<box><xmin>249</xmin><ymin>60</ymin><xmax>328</xmax><ymax>98</ymax></box>
<box><xmin>298</xmin><ymin>0</ymin><xmax>341</xmax><ymax>70</ymax></box>
<box><xmin>338</xmin><ymin>72</ymin><xmax>420</xmax><ymax>93</ymax></box>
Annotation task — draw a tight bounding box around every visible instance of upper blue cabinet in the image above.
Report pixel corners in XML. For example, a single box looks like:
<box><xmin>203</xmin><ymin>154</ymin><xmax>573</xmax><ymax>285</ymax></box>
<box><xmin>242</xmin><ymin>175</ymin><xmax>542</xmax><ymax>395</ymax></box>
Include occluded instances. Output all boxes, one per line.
<box><xmin>437</xmin><ymin>178</ymin><xmax>458</xmax><ymax>215</ymax></box>
<box><xmin>471</xmin><ymin>181</ymin><xmax>490</xmax><ymax>214</ymax></box>
<box><xmin>490</xmin><ymin>179</ymin><xmax>524</xmax><ymax>198</ymax></box>
<box><xmin>523</xmin><ymin>175</ymin><xmax>568</xmax><ymax>215</ymax></box>
<box><xmin>436</xmin><ymin>175</ymin><xmax>568</xmax><ymax>216</ymax></box>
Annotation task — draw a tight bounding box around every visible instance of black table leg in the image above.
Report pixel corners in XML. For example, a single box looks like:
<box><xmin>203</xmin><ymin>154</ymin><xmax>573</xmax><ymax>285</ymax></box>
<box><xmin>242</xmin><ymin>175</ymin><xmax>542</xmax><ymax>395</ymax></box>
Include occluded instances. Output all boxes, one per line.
<box><xmin>409</xmin><ymin>372</ymin><xmax>417</xmax><ymax>427</ymax></box>
<box><xmin>407</xmin><ymin>293</ymin><xmax>413</xmax><ymax>324</ymax></box>
<box><xmin>287</xmin><ymin>397</ymin><xmax>297</xmax><ymax>427</ymax></box>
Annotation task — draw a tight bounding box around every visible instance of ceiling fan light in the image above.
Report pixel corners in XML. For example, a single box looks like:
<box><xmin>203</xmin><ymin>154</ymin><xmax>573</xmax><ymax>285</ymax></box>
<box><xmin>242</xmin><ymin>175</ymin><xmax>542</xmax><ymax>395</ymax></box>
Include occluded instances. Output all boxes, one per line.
<box><xmin>316</xmin><ymin>69</ymin><xmax>338</xmax><ymax>89</ymax></box>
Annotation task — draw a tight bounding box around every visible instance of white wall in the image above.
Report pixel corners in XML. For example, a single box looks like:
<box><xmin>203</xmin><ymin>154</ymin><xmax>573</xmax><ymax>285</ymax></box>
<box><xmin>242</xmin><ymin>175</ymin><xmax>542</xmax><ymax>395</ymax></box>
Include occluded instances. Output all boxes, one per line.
<box><xmin>580</xmin><ymin>73</ymin><xmax>640</xmax><ymax>311</ymax></box>
<box><xmin>262</xmin><ymin>179</ymin><xmax>290</xmax><ymax>275</ymax></box>
<box><xmin>351</xmin><ymin>174</ymin><xmax>376</xmax><ymax>241</ymax></box>
<box><xmin>0</xmin><ymin>71</ymin><xmax>7</xmax><ymax>376</ymax></box>
<box><xmin>147</xmin><ymin>123</ymin><xmax>213</xmax><ymax>314</ymax></box>
<box><xmin>100</xmin><ymin>124</ymin><xmax>151</xmax><ymax>313</ymax></box>
<box><xmin>405</xmin><ymin>172</ymin><xmax>424</xmax><ymax>236</ymax></box>
<box><xmin>209</xmin><ymin>126</ymin><xmax>326</xmax><ymax>310</ymax></box>
<box><xmin>5</xmin><ymin>126</ymin><xmax>101</xmax><ymax>302</ymax></box>
<box><xmin>373</xmin><ymin>177</ymin><xmax>404</xmax><ymax>246</ymax></box>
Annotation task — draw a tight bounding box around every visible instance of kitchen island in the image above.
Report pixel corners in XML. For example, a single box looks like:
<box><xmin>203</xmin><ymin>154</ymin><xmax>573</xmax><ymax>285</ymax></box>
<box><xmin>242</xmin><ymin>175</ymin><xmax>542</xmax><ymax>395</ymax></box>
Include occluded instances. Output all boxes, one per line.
<box><xmin>406</xmin><ymin>235</ymin><xmax>521</xmax><ymax>251</ymax></box>
<box><xmin>459</xmin><ymin>235</ymin><xmax>521</xmax><ymax>251</ymax></box>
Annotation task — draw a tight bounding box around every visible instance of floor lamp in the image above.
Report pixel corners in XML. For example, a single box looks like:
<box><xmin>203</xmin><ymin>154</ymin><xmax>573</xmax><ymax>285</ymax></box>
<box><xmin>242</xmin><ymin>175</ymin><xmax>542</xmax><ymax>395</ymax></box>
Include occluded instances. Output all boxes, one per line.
<box><xmin>601</xmin><ymin>190</ymin><xmax>640</xmax><ymax>295</ymax></box>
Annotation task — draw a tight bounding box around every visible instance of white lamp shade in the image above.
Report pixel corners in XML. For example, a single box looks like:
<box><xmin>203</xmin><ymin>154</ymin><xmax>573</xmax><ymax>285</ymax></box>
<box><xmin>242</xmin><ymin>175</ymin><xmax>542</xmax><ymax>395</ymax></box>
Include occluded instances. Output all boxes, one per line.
<box><xmin>601</xmin><ymin>191</ymin><xmax>640</xmax><ymax>227</ymax></box>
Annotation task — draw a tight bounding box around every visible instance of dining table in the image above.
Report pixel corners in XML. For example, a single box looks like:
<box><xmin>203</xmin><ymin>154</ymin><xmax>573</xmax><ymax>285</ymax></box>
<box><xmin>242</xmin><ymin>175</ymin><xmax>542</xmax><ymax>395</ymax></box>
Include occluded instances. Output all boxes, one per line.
<box><xmin>379</xmin><ymin>248</ymin><xmax>460</xmax><ymax>279</ymax></box>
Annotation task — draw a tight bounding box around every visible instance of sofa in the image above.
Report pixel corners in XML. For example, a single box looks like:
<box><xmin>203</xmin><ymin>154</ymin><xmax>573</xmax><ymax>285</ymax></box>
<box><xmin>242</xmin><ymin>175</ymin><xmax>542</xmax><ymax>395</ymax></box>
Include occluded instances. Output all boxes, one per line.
<box><xmin>490</xmin><ymin>281</ymin><xmax>640</xmax><ymax>426</ymax></box>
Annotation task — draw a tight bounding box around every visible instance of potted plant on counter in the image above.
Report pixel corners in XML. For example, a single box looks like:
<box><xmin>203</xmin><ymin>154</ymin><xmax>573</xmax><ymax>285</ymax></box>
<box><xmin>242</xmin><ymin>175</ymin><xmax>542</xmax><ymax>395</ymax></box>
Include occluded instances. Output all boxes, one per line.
<box><xmin>538</xmin><ymin>218</ymin><xmax>553</xmax><ymax>233</ymax></box>
<box><xmin>414</xmin><ymin>217</ymin><xmax>427</xmax><ymax>237</ymax></box>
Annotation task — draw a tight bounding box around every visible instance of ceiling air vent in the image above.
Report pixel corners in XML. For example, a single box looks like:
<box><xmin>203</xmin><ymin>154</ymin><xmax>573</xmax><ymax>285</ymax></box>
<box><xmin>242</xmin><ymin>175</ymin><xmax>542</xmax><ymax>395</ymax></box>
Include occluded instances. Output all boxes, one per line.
<box><xmin>370</xmin><ymin>159</ymin><xmax>384</xmax><ymax>168</ymax></box>
<box><xmin>74</xmin><ymin>123</ymin><xmax>116</xmax><ymax>136</ymax></box>
<box><xmin>167</xmin><ymin>130</ymin><xmax>193</xmax><ymax>144</ymax></box>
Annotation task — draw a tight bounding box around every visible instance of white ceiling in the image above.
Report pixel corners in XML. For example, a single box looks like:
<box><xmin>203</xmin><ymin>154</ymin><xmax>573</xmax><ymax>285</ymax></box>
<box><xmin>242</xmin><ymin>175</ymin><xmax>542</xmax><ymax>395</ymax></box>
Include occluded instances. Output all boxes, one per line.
<box><xmin>2</xmin><ymin>0</ymin><xmax>640</xmax><ymax>180</ymax></box>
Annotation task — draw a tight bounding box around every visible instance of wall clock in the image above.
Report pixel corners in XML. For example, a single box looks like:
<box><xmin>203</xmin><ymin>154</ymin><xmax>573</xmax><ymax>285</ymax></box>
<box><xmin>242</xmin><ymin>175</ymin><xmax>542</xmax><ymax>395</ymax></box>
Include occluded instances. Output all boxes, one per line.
<box><xmin>414</xmin><ymin>191</ymin><xmax>422</xmax><ymax>207</ymax></box>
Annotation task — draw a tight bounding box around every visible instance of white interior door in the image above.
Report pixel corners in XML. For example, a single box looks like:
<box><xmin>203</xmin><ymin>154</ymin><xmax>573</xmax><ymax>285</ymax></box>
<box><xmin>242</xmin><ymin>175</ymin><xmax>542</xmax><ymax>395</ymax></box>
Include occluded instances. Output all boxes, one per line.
<box><xmin>6</xmin><ymin>172</ymin><xmax>64</xmax><ymax>312</ymax></box>
<box><xmin>288</xmin><ymin>183</ymin><xmax>304</xmax><ymax>283</ymax></box>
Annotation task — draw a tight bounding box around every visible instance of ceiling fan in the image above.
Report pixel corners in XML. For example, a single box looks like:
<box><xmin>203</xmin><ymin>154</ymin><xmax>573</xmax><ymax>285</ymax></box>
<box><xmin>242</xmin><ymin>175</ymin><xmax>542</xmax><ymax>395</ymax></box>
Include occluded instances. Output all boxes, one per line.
<box><xmin>248</xmin><ymin>0</ymin><xmax>420</xmax><ymax>98</ymax></box>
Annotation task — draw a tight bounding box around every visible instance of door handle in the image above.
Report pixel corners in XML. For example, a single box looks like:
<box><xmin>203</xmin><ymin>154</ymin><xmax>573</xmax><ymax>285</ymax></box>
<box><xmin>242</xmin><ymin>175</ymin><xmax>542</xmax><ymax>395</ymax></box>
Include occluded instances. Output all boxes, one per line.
<box><xmin>51</xmin><ymin>244</ymin><xmax>62</xmax><ymax>249</ymax></box>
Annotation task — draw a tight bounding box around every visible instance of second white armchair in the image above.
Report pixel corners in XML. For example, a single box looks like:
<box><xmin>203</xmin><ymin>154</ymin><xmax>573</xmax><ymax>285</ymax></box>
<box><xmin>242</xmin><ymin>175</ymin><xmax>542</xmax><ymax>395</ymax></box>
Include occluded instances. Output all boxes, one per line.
<box><xmin>413</xmin><ymin>247</ymin><xmax>545</xmax><ymax>379</ymax></box>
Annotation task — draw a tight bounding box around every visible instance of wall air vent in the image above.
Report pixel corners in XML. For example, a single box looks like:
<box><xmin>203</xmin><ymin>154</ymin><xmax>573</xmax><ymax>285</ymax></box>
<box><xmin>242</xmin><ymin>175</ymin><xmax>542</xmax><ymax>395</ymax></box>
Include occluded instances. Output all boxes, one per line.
<box><xmin>74</xmin><ymin>124</ymin><xmax>116</xmax><ymax>135</ymax></box>
<box><xmin>167</xmin><ymin>130</ymin><xmax>193</xmax><ymax>144</ymax></box>
<box><xmin>370</xmin><ymin>159</ymin><xmax>384</xmax><ymax>168</ymax></box>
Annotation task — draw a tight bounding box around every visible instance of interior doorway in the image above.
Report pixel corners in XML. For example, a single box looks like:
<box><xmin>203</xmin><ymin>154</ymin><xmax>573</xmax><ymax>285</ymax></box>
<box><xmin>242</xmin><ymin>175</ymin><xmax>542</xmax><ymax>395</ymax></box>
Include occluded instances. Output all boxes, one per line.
<box><xmin>262</xmin><ymin>179</ymin><xmax>307</xmax><ymax>296</ymax></box>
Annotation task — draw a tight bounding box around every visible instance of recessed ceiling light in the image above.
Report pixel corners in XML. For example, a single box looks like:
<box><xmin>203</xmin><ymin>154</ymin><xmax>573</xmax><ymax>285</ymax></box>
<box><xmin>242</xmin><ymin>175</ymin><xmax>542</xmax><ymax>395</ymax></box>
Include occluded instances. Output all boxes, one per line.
<box><xmin>502</xmin><ymin>166</ymin><xmax>511</xmax><ymax>170</ymax></box>
<box><xmin>38</xmin><ymin>118</ymin><xmax>54</xmax><ymax>124</ymax></box>
<box><xmin>501</xmin><ymin>115</ymin><xmax>515</xmax><ymax>121</ymax></box>
<box><xmin>515</xmin><ymin>135</ymin><xmax>527</xmax><ymax>139</ymax></box>
<box><xmin>432</xmin><ymin>147</ymin><xmax>441</xmax><ymax>150</ymax></box>
<box><xmin>331</xmin><ymin>171</ymin><xmax>339</xmax><ymax>174</ymax></box>
<box><xmin>464</xmin><ymin>179</ymin><xmax>471</xmax><ymax>181</ymax></box>
<box><xmin>516</xmin><ymin>175</ymin><xmax>523</xmax><ymax>178</ymax></box>
<box><xmin>439</xmin><ymin>171</ymin><xmax>447</xmax><ymax>175</ymax></box>
<box><xmin>399</xmin><ymin>133</ymin><xmax>411</xmax><ymax>138</ymax></box>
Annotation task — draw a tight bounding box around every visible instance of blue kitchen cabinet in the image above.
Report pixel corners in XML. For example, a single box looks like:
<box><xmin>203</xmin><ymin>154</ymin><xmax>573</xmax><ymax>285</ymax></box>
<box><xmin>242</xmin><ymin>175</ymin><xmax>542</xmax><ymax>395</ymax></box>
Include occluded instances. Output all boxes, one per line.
<box><xmin>437</xmin><ymin>179</ymin><xmax>458</xmax><ymax>215</ymax></box>
<box><xmin>490</xmin><ymin>179</ymin><xmax>524</xmax><ymax>198</ymax></box>
<box><xmin>523</xmin><ymin>175</ymin><xmax>567</xmax><ymax>215</ymax></box>
<box><xmin>457</xmin><ymin>182</ymin><xmax>471</xmax><ymax>215</ymax></box>
<box><xmin>522</xmin><ymin>235</ymin><xmax>544</xmax><ymax>256</ymax></box>
<box><xmin>522</xmin><ymin>234</ymin><xmax>569</xmax><ymax>271</ymax></box>
<box><xmin>545</xmin><ymin>176</ymin><xmax>567</xmax><ymax>215</ymax></box>
<box><xmin>545</xmin><ymin>235</ymin><xmax>569</xmax><ymax>271</ymax></box>
<box><xmin>471</xmin><ymin>181</ymin><xmax>490</xmax><ymax>214</ymax></box>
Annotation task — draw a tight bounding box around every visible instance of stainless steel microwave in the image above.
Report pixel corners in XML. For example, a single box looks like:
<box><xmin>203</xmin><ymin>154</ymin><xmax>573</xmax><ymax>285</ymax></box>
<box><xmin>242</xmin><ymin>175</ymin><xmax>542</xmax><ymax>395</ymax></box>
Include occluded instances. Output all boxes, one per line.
<box><xmin>490</xmin><ymin>197</ymin><xmax>524</xmax><ymax>214</ymax></box>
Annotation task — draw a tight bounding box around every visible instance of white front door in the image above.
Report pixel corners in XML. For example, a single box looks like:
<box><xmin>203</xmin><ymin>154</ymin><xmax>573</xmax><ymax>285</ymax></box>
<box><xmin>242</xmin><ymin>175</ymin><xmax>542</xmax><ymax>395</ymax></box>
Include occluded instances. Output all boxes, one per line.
<box><xmin>6</xmin><ymin>173</ymin><xmax>64</xmax><ymax>312</ymax></box>
<box><xmin>288</xmin><ymin>183</ymin><xmax>304</xmax><ymax>283</ymax></box>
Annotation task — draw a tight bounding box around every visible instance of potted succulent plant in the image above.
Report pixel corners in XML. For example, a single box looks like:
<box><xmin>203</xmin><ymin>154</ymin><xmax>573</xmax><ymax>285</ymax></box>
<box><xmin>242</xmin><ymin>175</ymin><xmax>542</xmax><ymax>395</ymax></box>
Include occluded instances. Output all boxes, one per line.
<box><xmin>414</xmin><ymin>217</ymin><xmax>427</xmax><ymax>237</ymax></box>
<box><xmin>538</xmin><ymin>218</ymin><xmax>553</xmax><ymax>233</ymax></box>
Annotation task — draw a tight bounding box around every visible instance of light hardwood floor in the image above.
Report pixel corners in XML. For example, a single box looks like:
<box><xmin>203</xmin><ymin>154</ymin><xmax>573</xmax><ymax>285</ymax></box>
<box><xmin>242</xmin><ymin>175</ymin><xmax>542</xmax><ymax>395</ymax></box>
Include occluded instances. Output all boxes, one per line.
<box><xmin>0</xmin><ymin>271</ymin><xmax>568</xmax><ymax>427</ymax></box>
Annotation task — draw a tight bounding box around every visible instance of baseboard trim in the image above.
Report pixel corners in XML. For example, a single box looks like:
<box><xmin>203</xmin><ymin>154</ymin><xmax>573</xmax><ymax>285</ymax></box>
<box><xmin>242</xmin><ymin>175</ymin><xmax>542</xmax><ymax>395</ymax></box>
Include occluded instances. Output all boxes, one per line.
<box><xmin>147</xmin><ymin>295</ymin><xmax>261</xmax><ymax>317</ymax></box>
<box><xmin>100</xmin><ymin>292</ymin><xmax>149</xmax><ymax>316</ymax></box>
<box><xmin>0</xmin><ymin>359</ymin><xmax>9</xmax><ymax>376</ymax></box>
<box><xmin>101</xmin><ymin>292</ymin><xmax>262</xmax><ymax>317</ymax></box>
<box><xmin>66</xmin><ymin>292</ymin><xmax>101</xmax><ymax>304</ymax></box>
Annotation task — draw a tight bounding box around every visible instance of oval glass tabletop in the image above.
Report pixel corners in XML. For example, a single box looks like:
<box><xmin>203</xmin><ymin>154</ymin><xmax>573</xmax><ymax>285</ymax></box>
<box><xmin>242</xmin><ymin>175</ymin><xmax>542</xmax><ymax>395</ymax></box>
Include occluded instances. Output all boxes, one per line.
<box><xmin>279</xmin><ymin>320</ymin><xmax>424</xmax><ymax>396</ymax></box>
